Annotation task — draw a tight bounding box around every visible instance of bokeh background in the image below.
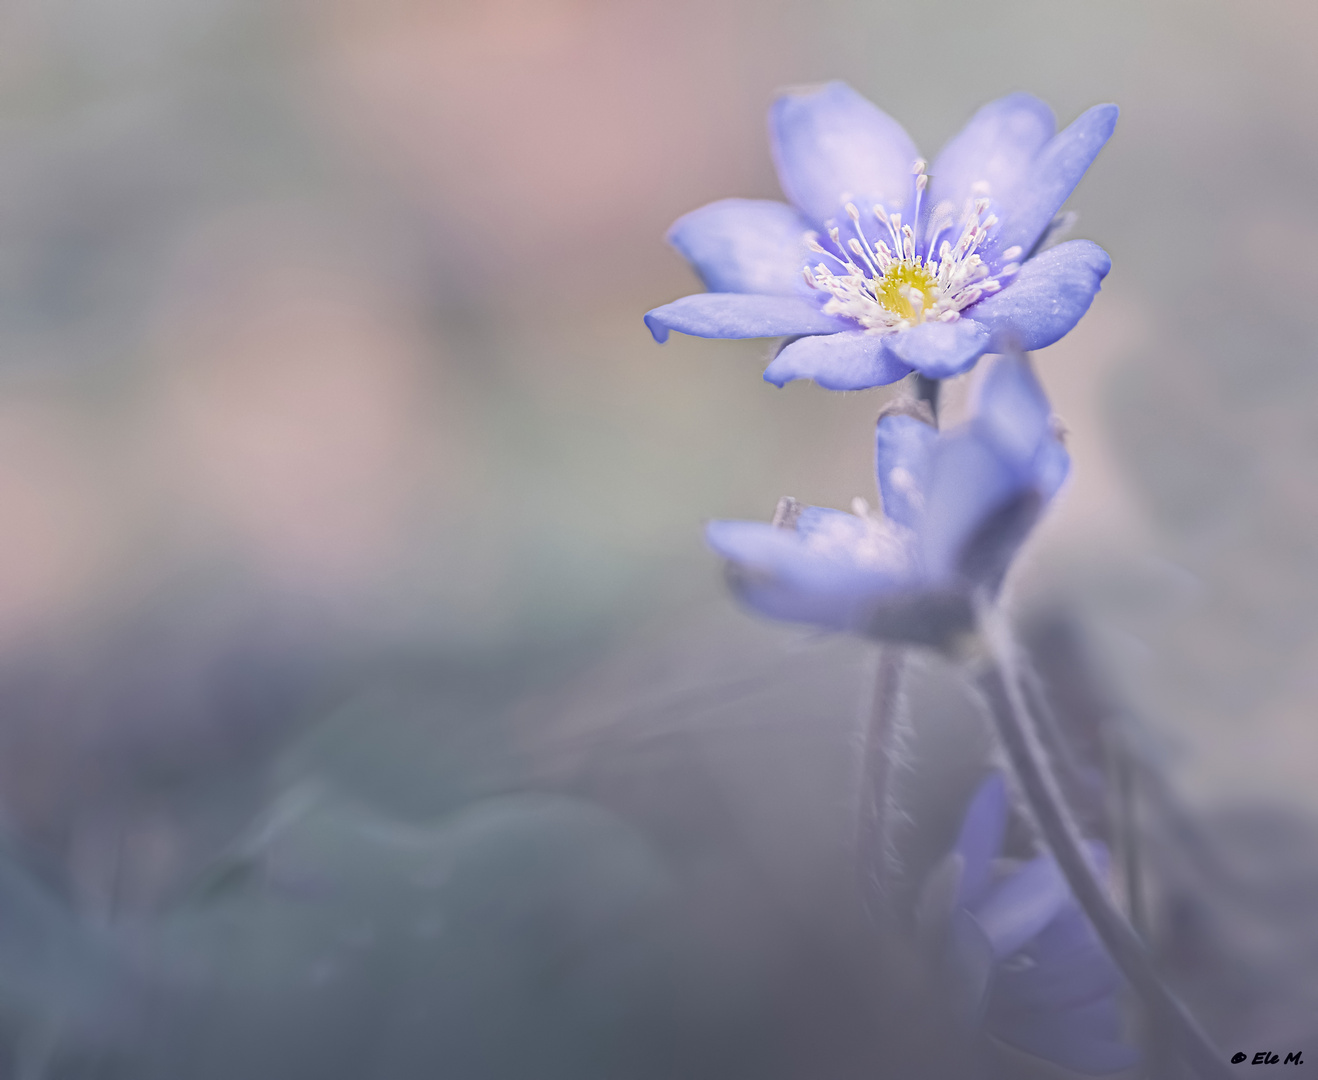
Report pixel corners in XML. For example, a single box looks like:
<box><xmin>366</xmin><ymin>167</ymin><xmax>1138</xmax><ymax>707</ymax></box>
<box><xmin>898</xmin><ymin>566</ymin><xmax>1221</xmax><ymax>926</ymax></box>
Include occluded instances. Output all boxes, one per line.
<box><xmin>2</xmin><ymin>0</ymin><xmax>1318</xmax><ymax>1075</ymax></box>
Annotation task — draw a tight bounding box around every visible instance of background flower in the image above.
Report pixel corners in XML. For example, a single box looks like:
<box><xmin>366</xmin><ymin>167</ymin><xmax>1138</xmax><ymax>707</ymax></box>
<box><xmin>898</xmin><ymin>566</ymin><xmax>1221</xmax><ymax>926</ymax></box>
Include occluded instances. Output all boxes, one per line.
<box><xmin>927</xmin><ymin>773</ymin><xmax>1139</xmax><ymax>1076</ymax></box>
<box><xmin>646</xmin><ymin>83</ymin><xmax>1115</xmax><ymax>389</ymax></box>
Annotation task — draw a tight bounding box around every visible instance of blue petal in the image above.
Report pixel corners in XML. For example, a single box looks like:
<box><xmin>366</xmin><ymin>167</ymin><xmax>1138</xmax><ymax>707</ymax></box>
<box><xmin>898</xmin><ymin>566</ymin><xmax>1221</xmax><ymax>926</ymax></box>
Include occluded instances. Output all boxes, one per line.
<box><xmin>971</xmin><ymin>854</ymin><xmax>1070</xmax><ymax>961</ymax></box>
<box><xmin>927</xmin><ymin>94</ymin><xmax>1056</xmax><ymax>239</ymax></box>
<box><xmin>667</xmin><ymin>198</ymin><xmax>815</xmax><ymax>296</ymax></box>
<box><xmin>918</xmin><ymin>431</ymin><xmax>1022</xmax><ymax>585</ymax></box>
<box><xmin>1031</xmin><ymin>437</ymin><xmax>1071</xmax><ymax>504</ymax></box>
<box><xmin>947</xmin><ymin>909</ymin><xmax>996</xmax><ymax>1027</ymax></box>
<box><xmin>793</xmin><ymin>504</ymin><xmax>869</xmax><ymax>545</ymax></box>
<box><xmin>950</xmin><ymin>772</ymin><xmax>1009</xmax><ymax>910</ymax></box>
<box><xmin>875</xmin><ymin>413</ymin><xmax>937</xmax><ymax>532</ymax></box>
<box><xmin>972</xmin><ymin>355</ymin><xmax>1072</xmax><ymax>509</ymax></box>
<box><xmin>988</xmin><ymin>996</ymin><xmax>1140</xmax><ymax>1075</ymax></box>
<box><xmin>986</xmin><ymin>843</ymin><xmax>1118</xmax><ymax>1005</ymax></box>
<box><xmin>705</xmin><ymin>516</ymin><xmax>906</xmax><ymax>632</ymax></box>
<box><xmin>769</xmin><ymin>82</ymin><xmax>920</xmax><ymax>231</ymax></box>
<box><xmin>644</xmin><ymin>293</ymin><xmax>851</xmax><ymax>343</ymax></box>
<box><xmin>973</xmin><ymin>352</ymin><xmax>1053</xmax><ymax>469</ymax></box>
<box><xmin>998</xmin><ymin>907</ymin><xmax>1124</xmax><ymax>1012</ymax></box>
<box><xmin>991</xmin><ymin>104</ymin><xmax>1119</xmax><ymax>260</ymax></box>
<box><xmin>969</xmin><ymin>240</ymin><xmax>1111</xmax><ymax>352</ymax></box>
<box><xmin>886</xmin><ymin>319</ymin><xmax>990</xmax><ymax>379</ymax></box>
<box><xmin>764</xmin><ymin>330</ymin><xmax>912</xmax><ymax>389</ymax></box>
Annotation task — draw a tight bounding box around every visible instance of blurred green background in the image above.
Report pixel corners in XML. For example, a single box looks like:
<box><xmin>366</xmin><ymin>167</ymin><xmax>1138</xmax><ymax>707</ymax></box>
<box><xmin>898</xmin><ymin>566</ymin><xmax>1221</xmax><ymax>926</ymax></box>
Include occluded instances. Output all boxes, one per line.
<box><xmin>1</xmin><ymin>0</ymin><xmax>1314</xmax><ymax>805</ymax></box>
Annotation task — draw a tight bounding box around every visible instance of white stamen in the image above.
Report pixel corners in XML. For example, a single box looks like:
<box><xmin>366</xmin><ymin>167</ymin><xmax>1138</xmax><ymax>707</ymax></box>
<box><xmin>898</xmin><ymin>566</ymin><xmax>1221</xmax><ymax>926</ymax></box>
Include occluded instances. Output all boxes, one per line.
<box><xmin>802</xmin><ymin>497</ymin><xmax>912</xmax><ymax>572</ymax></box>
<box><xmin>848</xmin><ymin>237</ymin><xmax>879</xmax><ymax>277</ymax></box>
<box><xmin>801</xmin><ymin>183</ymin><xmax>1011</xmax><ymax>333</ymax></box>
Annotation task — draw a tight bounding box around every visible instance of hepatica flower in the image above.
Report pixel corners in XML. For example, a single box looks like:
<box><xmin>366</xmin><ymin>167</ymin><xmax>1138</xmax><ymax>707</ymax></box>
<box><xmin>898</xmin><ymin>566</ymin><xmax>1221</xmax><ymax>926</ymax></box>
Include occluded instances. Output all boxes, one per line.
<box><xmin>645</xmin><ymin>83</ymin><xmax>1116</xmax><ymax>389</ymax></box>
<box><xmin>705</xmin><ymin>352</ymin><xmax>1067</xmax><ymax>646</ymax></box>
<box><xmin>923</xmin><ymin>774</ymin><xmax>1139</xmax><ymax>1075</ymax></box>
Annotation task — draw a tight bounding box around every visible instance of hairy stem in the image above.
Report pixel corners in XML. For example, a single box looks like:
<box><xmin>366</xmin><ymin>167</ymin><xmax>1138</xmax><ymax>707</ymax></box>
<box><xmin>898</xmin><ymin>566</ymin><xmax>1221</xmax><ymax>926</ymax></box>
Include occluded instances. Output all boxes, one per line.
<box><xmin>856</xmin><ymin>645</ymin><xmax>906</xmax><ymax>919</ymax></box>
<box><xmin>913</xmin><ymin>373</ymin><xmax>940</xmax><ymax>421</ymax></box>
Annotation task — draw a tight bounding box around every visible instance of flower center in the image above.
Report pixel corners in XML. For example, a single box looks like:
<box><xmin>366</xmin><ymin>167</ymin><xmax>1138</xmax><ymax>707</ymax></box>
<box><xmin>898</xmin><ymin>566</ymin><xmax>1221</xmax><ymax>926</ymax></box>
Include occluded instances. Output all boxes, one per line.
<box><xmin>874</xmin><ymin>260</ymin><xmax>938</xmax><ymax>321</ymax></box>
<box><xmin>800</xmin><ymin>498</ymin><xmax>911</xmax><ymax>572</ymax></box>
<box><xmin>801</xmin><ymin>160</ymin><xmax>1022</xmax><ymax>333</ymax></box>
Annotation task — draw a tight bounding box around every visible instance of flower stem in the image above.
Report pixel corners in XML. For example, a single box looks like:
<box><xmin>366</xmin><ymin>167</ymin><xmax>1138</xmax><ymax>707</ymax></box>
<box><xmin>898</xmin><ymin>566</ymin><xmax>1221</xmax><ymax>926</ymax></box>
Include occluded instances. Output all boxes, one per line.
<box><xmin>971</xmin><ymin>614</ymin><xmax>1233</xmax><ymax>1080</ymax></box>
<box><xmin>1112</xmin><ymin>730</ymin><xmax>1149</xmax><ymax>939</ymax></box>
<box><xmin>913</xmin><ymin>374</ymin><xmax>940</xmax><ymax>421</ymax></box>
<box><xmin>856</xmin><ymin>645</ymin><xmax>906</xmax><ymax>919</ymax></box>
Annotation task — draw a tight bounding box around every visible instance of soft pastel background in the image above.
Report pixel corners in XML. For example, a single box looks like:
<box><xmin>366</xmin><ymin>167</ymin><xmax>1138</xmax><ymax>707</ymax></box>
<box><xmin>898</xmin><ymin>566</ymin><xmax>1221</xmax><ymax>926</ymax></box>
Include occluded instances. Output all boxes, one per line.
<box><xmin>2</xmin><ymin>0</ymin><xmax>1317</xmax><ymax>1075</ymax></box>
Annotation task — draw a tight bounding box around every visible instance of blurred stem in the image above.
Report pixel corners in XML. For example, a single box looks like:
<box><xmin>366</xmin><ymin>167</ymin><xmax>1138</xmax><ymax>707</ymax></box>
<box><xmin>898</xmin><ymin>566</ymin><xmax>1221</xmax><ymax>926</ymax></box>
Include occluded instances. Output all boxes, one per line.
<box><xmin>859</xmin><ymin>372</ymin><xmax>936</xmax><ymax>915</ymax></box>
<box><xmin>1112</xmin><ymin>731</ymin><xmax>1148</xmax><ymax>939</ymax></box>
<box><xmin>857</xmin><ymin>645</ymin><xmax>906</xmax><ymax>920</ymax></box>
<box><xmin>1107</xmin><ymin>731</ymin><xmax>1167</xmax><ymax>1080</ymax></box>
<box><xmin>1019</xmin><ymin>663</ymin><xmax>1101</xmax><ymax>823</ymax></box>
<box><xmin>913</xmin><ymin>374</ymin><xmax>940</xmax><ymax>422</ymax></box>
<box><xmin>971</xmin><ymin>610</ymin><xmax>1232</xmax><ymax>1080</ymax></box>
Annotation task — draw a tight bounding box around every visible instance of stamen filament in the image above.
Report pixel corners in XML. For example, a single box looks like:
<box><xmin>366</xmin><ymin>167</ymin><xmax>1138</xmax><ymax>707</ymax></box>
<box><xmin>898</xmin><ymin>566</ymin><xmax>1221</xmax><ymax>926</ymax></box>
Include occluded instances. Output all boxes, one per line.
<box><xmin>807</xmin><ymin>167</ymin><xmax>1011</xmax><ymax>334</ymax></box>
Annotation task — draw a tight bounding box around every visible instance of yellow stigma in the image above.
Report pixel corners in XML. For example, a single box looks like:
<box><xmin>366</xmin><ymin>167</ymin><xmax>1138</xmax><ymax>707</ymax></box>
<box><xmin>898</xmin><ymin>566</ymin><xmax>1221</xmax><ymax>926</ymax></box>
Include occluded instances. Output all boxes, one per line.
<box><xmin>874</xmin><ymin>260</ymin><xmax>938</xmax><ymax>322</ymax></box>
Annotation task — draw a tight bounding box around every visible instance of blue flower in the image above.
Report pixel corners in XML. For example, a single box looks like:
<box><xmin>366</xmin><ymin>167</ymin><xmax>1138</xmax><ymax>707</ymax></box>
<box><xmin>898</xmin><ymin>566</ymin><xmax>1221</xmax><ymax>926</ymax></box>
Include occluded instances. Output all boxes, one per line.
<box><xmin>924</xmin><ymin>773</ymin><xmax>1140</xmax><ymax>1076</ymax></box>
<box><xmin>704</xmin><ymin>352</ymin><xmax>1068</xmax><ymax>646</ymax></box>
<box><xmin>646</xmin><ymin>83</ymin><xmax>1116</xmax><ymax>389</ymax></box>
